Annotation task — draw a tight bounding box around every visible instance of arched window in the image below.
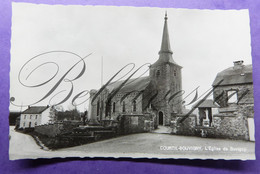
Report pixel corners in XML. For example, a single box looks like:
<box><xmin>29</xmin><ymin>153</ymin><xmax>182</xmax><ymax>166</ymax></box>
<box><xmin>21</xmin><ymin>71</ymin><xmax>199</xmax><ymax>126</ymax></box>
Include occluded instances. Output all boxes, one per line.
<box><xmin>97</xmin><ymin>100</ymin><xmax>100</xmax><ymax>116</ymax></box>
<box><xmin>133</xmin><ymin>100</ymin><xmax>137</xmax><ymax>112</ymax></box>
<box><xmin>122</xmin><ymin>101</ymin><xmax>126</xmax><ymax>112</ymax></box>
<box><xmin>112</xmin><ymin>102</ymin><xmax>116</xmax><ymax>113</ymax></box>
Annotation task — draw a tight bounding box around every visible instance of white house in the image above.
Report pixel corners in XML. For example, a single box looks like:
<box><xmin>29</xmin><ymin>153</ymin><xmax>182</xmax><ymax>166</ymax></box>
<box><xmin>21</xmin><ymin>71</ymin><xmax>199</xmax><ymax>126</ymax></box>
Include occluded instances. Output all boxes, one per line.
<box><xmin>19</xmin><ymin>105</ymin><xmax>55</xmax><ymax>128</ymax></box>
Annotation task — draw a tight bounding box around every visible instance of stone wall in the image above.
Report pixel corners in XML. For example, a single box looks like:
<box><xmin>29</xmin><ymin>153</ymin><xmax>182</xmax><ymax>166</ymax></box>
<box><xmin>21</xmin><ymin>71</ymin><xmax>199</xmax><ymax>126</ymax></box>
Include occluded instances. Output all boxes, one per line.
<box><xmin>171</xmin><ymin>114</ymin><xmax>197</xmax><ymax>136</ymax></box>
<box><xmin>118</xmin><ymin>114</ymin><xmax>152</xmax><ymax>135</ymax></box>
<box><xmin>170</xmin><ymin>105</ymin><xmax>253</xmax><ymax>141</ymax></box>
<box><xmin>34</xmin><ymin>123</ymin><xmax>62</xmax><ymax>137</ymax></box>
<box><xmin>204</xmin><ymin>104</ymin><xmax>253</xmax><ymax>140</ymax></box>
<box><xmin>205</xmin><ymin>114</ymin><xmax>249</xmax><ymax>140</ymax></box>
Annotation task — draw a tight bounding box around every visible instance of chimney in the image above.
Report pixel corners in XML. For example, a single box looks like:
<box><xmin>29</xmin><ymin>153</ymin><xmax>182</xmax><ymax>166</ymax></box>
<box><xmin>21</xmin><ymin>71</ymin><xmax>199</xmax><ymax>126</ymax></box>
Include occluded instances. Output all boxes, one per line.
<box><xmin>233</xmin><ymin>60</ymin><xmax>244</xmax><ymax>70</ymax></box>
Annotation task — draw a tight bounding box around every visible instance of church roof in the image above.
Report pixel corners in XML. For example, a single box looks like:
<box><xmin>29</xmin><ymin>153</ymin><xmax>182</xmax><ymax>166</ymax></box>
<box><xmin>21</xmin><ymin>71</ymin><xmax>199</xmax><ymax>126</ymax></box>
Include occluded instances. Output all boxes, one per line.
<box><xmin>193</xmin><ymin>99</ymin><xmax>219</xmax><ymax>108</ymax></box>
<box><xmin>106</xmin><ymin>76</ymin><xmax>150</xmax><ymax>93</ymax></box>
<box><xmin>22</xmin><ymin>106</ymin><xmax>49</xmax><ymax>114</ymax></box>
<box><xmin>212</xmin><ymin>62</ymin><xmax>252</xmax><ymax>87</ymax></box>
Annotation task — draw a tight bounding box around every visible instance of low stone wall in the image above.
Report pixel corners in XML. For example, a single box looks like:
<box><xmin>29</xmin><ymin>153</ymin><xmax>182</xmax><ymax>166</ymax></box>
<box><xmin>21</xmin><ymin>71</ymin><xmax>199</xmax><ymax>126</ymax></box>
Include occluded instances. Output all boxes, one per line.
<box><xmin>34</xmin><ymin>123</ymin><xmax>62</xmax><ymax>137</ymax></box>
<box><xmin>170</xmin><ymin>106</ymin><xmax>252</xmax><ymax>141</ymax></box>
<box><xmin>205</xmin><ymin>114</ymin><xmax>249</xmax><ymax>140</ymax></box>
<box><xmin>171</xmin><ymin>114</ymin><xmax>196</xmax><ymax>136</ymax></box>
<box><xmin>34</xmin><ymin>121</ymin><xmax>81</xmax><ymax>137</ymax></box>
<box><xmin>118</xmin><ymin>114</ymin><xmax>153</xmax><ymax>135</ymax></box>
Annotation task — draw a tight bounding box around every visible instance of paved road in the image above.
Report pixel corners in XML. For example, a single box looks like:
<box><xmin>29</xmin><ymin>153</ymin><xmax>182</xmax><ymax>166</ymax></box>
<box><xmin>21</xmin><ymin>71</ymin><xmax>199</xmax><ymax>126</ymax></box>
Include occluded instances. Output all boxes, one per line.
<box><xmin>9</xmin><ymin>126</ymin><xmax>48</xmax><ymax>159</ymax></box>
<box><xmin>9</xmin><ymin>126</ymin><xmax>255</xmax><ymax>160</ymax></box>
<box><xmin>58</xmin><ymin>132</ymin><xmax>255</xmax><ymax>160</ymax></box>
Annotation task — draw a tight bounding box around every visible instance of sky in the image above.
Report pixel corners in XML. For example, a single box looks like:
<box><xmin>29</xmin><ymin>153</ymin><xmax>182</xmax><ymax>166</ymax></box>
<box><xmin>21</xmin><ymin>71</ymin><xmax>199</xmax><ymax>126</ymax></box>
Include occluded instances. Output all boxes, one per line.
<box><xmin>9</xmin><ymin>3</ymin><xmax>252</xmax><ymax>112</ymax></box>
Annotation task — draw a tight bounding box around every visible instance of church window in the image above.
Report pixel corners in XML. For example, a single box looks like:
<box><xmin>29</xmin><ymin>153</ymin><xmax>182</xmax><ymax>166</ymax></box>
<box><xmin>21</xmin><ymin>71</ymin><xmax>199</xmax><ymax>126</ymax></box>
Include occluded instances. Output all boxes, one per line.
<box><xmin>133</xmin><ymin>100</ymin><xmax>137</xmax><ymax>112</ymax></box>
<box><xmin>112</xmin><ymin>102</ymin><xmax>116</xmax><ymax>113</ymax></box>
<box><xmin>97</xmin><ymin>100</ymin><xmax>100</xmax><ymax>116</ymax></box>
<box><xmin>122</xmin><ymin>101</ymin><xmax>126</xmax><ymax>112</ymax></box>
<box><xmin>156</xmin><ymin>70</ymin><xmax>160</xmax><ymax>77</ymax></box>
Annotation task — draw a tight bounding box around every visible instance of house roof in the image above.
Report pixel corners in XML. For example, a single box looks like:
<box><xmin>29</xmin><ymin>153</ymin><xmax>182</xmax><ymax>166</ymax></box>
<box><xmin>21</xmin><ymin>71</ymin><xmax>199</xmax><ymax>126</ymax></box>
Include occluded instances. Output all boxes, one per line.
<box><xmin>22</xmin><ymin>106</ymin><xmax>49</xmax><ymax>114</ymax></box>
<box><xmin>106</xmin><ymin>76</ymin><xmax>150</xmax><ymax>93</ymax></box>
<box><xmin>193</xmin><ymin>99</ymin><xmax>219</xmax><ymax>108</ymax></box>
<box><xmin>212</xmin><ymin>64</ymin><xmax>252</xmax><ymax>86</ymax></box>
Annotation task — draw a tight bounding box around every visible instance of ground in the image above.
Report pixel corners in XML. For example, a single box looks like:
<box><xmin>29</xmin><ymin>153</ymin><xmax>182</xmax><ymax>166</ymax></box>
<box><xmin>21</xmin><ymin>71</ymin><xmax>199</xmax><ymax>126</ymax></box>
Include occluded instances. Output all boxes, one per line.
<box><xmin>9</xmin><ymin>126</ymin><xmax>255</xmax><ymax>160</ymax></box>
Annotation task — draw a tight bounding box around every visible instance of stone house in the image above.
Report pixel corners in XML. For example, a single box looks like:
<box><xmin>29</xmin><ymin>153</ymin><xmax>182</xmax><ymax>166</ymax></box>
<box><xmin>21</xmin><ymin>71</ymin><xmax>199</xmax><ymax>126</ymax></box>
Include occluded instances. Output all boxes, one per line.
<box><xmin>171</xmin><ymin>61</ymin><xmax>254</xmax><ymax>141</ymax></box>
<box><xmin>88</xmin><ymin>13</ymin><xmax>183</xmax><ymax>127</ymax></box>
<box><xmin>19</xmin><ymin>105</ymin><xmax>55</xmax><ymax>129</ymax></box>
<box><xmin>211</xmin><ymin>60</ymin><xmax>254</xmax><ymax>141</ymax></box>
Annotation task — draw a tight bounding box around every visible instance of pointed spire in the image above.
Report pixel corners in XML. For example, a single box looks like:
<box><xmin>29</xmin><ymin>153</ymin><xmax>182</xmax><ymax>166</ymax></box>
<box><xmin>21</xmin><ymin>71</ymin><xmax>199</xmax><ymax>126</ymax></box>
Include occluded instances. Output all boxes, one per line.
<box><xmin>159</xmin><ymin>11</ymin><xmax>173</xmax><ymax>55</ymax></box>
<box><xmin>151</xmin><ymin>12</ymin><xmax>180</xmax><ymax>68</ymax></box>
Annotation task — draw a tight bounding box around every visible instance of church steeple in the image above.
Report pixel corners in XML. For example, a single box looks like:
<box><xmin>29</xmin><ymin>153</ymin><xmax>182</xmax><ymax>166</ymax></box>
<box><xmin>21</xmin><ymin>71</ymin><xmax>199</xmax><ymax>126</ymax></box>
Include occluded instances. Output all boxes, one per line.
<box><xmin>152</xmin><ymin>12</ymin><xmax>176</xmax><ymax>66</ymax></box>
<box><xmin>159</xmin><ymin>11</ymin><xmax>173</xmax><ymax>55</ymax></box>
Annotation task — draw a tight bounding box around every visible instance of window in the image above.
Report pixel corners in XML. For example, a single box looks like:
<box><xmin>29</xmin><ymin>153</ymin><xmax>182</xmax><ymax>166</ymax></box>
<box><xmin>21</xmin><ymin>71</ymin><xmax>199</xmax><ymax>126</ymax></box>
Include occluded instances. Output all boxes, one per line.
<box><xmin>156</xmin><ymin>70</ymin><xmax>160</xmax><ymax>77</ymax></box>
<box><xmin>35</xmin><ymin>122</ymin><xmax>37</xmax><ymax>126</ymax></box>
<box><xmin>23</xmin><ymin>122</ymin><xmax>25</xmax><ymax>127</ymax></box>
<box><xmin>133</xmin><ymin>100</ymin><xmax>137</xmax><ymax>112</ymax></box>
<box><xmin>35</xmin><ymin>115</ymin><xmax>37</xmax><ymax>119</ymax></box>
<box><xmin>122</xmin><ymin>101</ymin><xmax>126</xmax><ymax>112</ymax></box>
<box><xmin>29</xmin><ymin>122</ymin><xmax>31</xmax><ymax>128</ymax></box>
<box><xmin>97</xmin><ymin>100</ymin><xmax>100</xmax><ymax>116</ymax></box>
<box><xmin>30</xmin><ymin>115</ymin><xmax>32</xmax><ymax>119</ymax></box>
<box><xmin>112</xmin><ymin>102</ymin><xmax>116</xmax><ymax>113</ymax></box>
<box><xmin>174</xmin><ymin>70</ymin><xmax>177</xmax><ymax>76</ymax></box>
<box><xmin>227</xmin><ymin>90</ymin><xmax>237</xmax><ymax>104</ymax></box>
<box><xmin>24</xmin><ymin>115</ymin><xmax>26</xmax><ymax>119</ymax></box>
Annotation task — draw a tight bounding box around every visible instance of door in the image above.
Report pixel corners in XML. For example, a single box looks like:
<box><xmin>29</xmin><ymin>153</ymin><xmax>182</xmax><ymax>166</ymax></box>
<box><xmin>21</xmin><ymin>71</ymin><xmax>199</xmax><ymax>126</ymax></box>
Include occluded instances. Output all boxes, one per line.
<box><xmin>158</xmin><ymin>111</ymin><xmax>164</xmax><ymax>125</ymax></box>
<box><xmin>248</xmin><ymin>118</ymin><xmax>255</xmax><ymax>141</ymax></box>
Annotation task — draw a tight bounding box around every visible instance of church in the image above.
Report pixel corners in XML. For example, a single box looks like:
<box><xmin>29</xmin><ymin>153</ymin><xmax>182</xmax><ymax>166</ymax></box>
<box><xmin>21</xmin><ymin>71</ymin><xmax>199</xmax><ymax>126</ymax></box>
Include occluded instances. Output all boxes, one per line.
<box><xmin>88</xmin><ymin>13</ymin><xmax>183</xmax><ymax>126</ymax></box>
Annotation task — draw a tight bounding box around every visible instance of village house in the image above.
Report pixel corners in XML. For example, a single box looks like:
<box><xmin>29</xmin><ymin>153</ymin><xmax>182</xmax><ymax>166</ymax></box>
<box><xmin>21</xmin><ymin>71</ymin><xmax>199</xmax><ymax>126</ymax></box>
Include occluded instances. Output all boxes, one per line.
<box><xmin>19</xmin><ymin>105</ymin><xmax>55</xmax><ymax>129</ymax></box>
<box><xmin>211</xmin><ymin>60</ymin><xmax>254</xmax><ymax>141</ymax></box>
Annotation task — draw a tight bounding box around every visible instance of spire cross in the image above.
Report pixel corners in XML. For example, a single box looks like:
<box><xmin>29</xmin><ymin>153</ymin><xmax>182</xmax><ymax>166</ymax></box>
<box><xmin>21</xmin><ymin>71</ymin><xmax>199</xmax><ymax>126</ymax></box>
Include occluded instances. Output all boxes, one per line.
<box><xmin>165</xmin><ymin>11</ymin><xmax>168</xmax><ymax>20</ymax></box>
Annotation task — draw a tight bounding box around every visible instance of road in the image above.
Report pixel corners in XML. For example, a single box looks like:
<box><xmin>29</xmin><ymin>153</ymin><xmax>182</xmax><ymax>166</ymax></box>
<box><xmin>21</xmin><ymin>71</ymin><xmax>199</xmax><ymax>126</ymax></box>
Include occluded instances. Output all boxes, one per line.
<box><xmin>9</xmin><ymin>126</ymin><xmax>255</xmax><ymax>160</ymax></box>
<box><xmin>57</xmin><ymin>132</ymin><xmax>255</xmax><ymax>160</ymax></box>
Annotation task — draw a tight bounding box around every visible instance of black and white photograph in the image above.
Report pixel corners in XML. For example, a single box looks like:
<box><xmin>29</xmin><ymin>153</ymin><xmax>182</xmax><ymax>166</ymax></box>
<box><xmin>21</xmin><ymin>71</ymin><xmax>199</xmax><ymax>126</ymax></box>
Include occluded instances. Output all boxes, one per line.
<box><xmin>9</xmin><ymin>3</ymin><xmax>255</xmax><ymax>160</ymax></box>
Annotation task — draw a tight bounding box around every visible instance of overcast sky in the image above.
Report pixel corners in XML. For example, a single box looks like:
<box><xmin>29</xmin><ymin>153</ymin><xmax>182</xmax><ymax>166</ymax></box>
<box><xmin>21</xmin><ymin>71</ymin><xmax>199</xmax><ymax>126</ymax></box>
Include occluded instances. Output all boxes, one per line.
<box><xmin>10</xmin><ymin>3</ymin><xmax>252</xmax><ymax>112</ymax></box>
